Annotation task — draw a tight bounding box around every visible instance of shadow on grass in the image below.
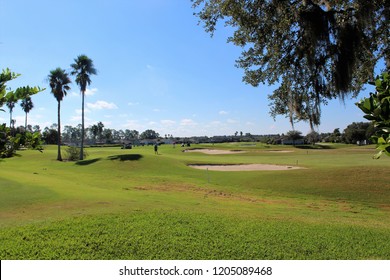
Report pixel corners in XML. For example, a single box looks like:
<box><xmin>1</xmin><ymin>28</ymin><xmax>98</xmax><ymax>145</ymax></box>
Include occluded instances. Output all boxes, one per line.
<box><xmin>295</xmin><ymin>144</ymin><xmax>335</xmax><ymax>150</ymax></box>
<box><xmin>108</xmin><ymin>154</ymin><xmax>143</xmax><ymax>161</ymax></box>
<box><xmin>75</xmin><ymin>158</ymin><xmax>102</xmax><ymax>166</ymax></box>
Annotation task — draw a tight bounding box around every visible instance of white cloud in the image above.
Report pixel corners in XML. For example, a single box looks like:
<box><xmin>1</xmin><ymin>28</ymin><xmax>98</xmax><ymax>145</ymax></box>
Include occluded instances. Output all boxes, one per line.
<box><xmin>227</xmin><ymin>118</ymin><xmax>239</xmax><ymax>124</ymax></box>
<box><xmin>87</xmin><ymin>100</ymin><xmax>118</xmax><ymax>110</ymax></box>
<box><xmin>219</xmin><ymin>110</ymin><xmax>228</xmax><ymax>115</ymax></box>
<box><xmin>180</xmin><ymin>119</ymin><xmax>197</xmax><ymax>126</ymax></box>
<box><xmin>128</xmin><ymin>102</ymin><xmax>140</xmax><ymax>106</ymax></box>
<box><xmin>85</xmin><ymin>88</ymin><xmax>98</xmax><ymax>96</ymax></box>
<box><xmin>161</xmin><ymin>119</ymin><xmax>176</xmax><ymax>126</ymax></box>
<box><xmin>70</xmin><ymin>87</ymin><xmax>98</xmax><ymax>97</ymax></box>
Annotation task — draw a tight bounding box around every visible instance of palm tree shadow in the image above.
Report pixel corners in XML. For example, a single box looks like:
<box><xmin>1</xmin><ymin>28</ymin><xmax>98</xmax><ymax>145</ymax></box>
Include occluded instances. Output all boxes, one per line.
<box><xmin>75</xmin><ymin>158</ymin><xmax>102</xmax><ymax>165</ymax></box>
<box><xmin>108</xmin><ymin>154</ymin><xmax>143</xmax><ymax>161</ymax></box>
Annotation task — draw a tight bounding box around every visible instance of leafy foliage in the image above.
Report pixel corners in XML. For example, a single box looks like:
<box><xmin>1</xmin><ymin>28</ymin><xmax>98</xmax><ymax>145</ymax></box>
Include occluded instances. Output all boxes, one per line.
<box><xmin>65</xmin><ymin>146</ymin><xmax>88</xmax><ymax>161</ymax></box>
<box><xmin>0</xmin><ymin>69</ymin><xmax>20</xmax><ymax>111</ymax></box>
<box><xmin>0</xmin><ymin>68</ymin><xmax>44</xmax><ymax>157</ymax></box>
<box><xmin>140</xmin><ymin>129</ymin><xmax>160</xmax><ymax>139</ymax></box>
<box><xmin>356</xmin><ymin>72</ymin><xmax>390</xmax><ymax>158</ymax></box>
<box><xmin>192</xmin><ymin>0</ymin><xmax>389</xmax><ymax>128</ymax></box>
<box><xmin>0</xmin><ymin>124</ymin><xmax>20</xmax><ymax>158</ymax></box>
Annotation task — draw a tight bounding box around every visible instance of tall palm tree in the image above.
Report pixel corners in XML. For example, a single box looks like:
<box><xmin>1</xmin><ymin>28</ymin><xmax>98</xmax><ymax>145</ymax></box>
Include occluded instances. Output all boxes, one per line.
<box><xmin>48</xmin><ymin>68</ymin><xmax>71</xmax><ymax>161</ymax></box>
<box><xmin>20</xmin><ymin>96</ymin><xmax>34</xmax><ymax>129</ymax></box>
<box><xmin>5</xmin><ymin>92</ymin><xmax>17</xmax><ymax>129</ymax></box>
<box><xmin>70</xmin><ymin>55</ymin><xmax>97</xmax><ymax>160</ymax></box>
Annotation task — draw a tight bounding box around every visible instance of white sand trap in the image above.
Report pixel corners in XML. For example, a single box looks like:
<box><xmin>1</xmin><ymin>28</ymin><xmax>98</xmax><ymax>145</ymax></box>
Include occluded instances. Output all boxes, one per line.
<box><xmin>267</xmin><ymin>150</ymin><xmax>293</xmax><ymax>153</ymax></box>
<box><xmin>188</xmin><ymin>164</ymin><xmax>304</xmax><ymax>171</ymax></box>
<box><xmin>184</xmin><ymin>149</ymin><xmax>245</xmax><ymax>155</ymax></box>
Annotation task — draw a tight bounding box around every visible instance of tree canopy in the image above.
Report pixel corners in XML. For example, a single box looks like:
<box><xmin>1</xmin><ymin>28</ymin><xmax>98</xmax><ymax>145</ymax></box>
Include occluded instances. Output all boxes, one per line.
<box><xmin>140</xmin><ymin>129</ymin><xmax>160</xmax><ymax>140</ymax></box>
<box><xmin>192</xmin><ymin>0</ymin><xmax>390</xmax><ymax>128</ymax></box>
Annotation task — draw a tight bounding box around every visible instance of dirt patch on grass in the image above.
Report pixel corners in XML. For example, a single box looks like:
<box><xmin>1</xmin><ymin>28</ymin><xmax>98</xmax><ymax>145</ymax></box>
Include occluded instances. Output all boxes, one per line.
<box><xmin>188</xmin><ymin>164</ymin><xmax>304</xmax><ymax>171</ymax></box>
<box><xmin>183</xmin><ymin>149</ymin><xmax>246</xmax><ymax>155</ymax></box>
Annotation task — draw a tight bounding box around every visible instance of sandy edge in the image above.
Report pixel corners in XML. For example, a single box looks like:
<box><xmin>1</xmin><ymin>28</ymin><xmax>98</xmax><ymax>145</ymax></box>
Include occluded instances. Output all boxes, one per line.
<box><xmin>188</xmin><ymin>164</ymin><xmax>304</xmax><ymax>171</ymax></box>
<box><xmin>183</xmin><ymin>149</ymin><xmax>246</xmax><ymax>155</ymax></box>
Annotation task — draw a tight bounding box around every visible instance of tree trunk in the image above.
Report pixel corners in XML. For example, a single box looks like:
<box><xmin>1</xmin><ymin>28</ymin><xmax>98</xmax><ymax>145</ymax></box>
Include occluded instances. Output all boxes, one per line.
<box><xmin>57</xmin><ymin>101</ymin><xmax>62</xmax><ymax>161</ymax></box>
<box><xmin>9</xmin><ymin>110</ymin><xmax>12</xmax><ymax>128</ymax></box>
<box><xmin>80</xmin><ymin>91</ymin><xmax>85</xmax><ymax>160</ymax></box>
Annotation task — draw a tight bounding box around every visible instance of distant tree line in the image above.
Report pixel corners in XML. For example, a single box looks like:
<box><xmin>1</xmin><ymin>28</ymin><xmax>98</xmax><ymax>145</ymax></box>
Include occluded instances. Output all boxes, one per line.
<box><xmin>37</xmin><ymin>121</ymin><xmax>378</xmax><ymax>147</ymax></box>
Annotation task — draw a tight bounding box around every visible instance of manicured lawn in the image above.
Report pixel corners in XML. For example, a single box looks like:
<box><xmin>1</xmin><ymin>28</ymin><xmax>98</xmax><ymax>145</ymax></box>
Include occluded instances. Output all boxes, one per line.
<box><xmin>1</xmin><ymin>143</ymin><xmax>389</xmax><ymax>259</ymax></box>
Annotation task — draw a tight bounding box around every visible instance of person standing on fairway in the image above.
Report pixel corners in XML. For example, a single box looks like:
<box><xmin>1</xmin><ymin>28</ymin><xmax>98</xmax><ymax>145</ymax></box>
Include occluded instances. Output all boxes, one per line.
<box><xmin>154</xmin><ymin>143</ymin><xmax>158</xmax><ymax>155</ymax></box>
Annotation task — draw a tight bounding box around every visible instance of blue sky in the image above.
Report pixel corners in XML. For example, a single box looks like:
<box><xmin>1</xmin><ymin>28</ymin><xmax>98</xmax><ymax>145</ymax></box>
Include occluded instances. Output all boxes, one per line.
<box><xmin>0</xmin><ymin>0</ymin><xmax>376</xmax><ymax>137</ymax></box>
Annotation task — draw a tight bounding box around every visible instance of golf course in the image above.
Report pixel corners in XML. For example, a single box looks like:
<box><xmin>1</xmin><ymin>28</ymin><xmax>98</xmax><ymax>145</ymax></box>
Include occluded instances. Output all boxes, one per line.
<box><xmin>0</xmin><ymin>143</ymin><xmax>389</xmax><ymax>259</ymax></box>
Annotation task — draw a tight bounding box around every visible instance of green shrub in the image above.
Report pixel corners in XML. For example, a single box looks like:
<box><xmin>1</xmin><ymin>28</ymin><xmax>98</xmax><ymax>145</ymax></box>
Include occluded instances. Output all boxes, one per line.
<box><xmin>65</xmin><ymin>146</ymin><xmax>87</xmax><ymax>161</ymax></box>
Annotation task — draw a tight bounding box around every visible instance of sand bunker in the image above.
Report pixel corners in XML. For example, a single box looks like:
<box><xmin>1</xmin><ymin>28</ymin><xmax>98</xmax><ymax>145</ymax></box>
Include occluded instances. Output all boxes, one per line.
<box><xmin>188</xmin><ymin>164</ymin><xmax>304</xmax><ymax>171</ymax></box>
<box><xmin>267</xmin><ymin>150</ymin><xmax>293</xmax><ymax>153</ymax></box>
<box><xmin>183</xmin><ymin>149</ymin><xmax>245</xmax><ymax>155</ymax></box>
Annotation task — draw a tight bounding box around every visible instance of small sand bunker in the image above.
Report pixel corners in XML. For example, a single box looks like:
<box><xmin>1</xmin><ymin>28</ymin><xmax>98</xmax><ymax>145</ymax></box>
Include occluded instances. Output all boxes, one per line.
<box><xmin>188</xmin><ymin>164</ymin><xmax>304</xmax><ymax>171</ymax></box>
<box><xmin>183</xmin><ymin>149</ymin><xmax>245</xmax><ymax>155</ymax></box>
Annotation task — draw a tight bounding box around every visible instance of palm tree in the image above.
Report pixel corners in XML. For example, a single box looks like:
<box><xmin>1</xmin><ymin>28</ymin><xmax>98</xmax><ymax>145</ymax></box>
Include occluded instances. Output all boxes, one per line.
<box><xmin>70</xmin><ymin>55</ymin><xmax>97</xmax><ymax>160</ymax></box>
<box><xmin>20</xmin><ymin>96</ymin><xmax>34</xmax><ymax>129</ymax></box>
<box><xmin>6</xmin><ymin>92</ymin><xmax>17</xmax><ymax>129</ymax></box>
<box><xmin>48</xmin><ymin>68</ymin><xmax>71</xmax><ymax>161</ymax></box>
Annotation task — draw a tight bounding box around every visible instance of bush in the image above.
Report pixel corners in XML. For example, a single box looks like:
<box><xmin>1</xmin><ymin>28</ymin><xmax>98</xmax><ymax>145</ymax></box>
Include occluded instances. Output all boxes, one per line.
<box><xmin>0</xmin><ymin>124</ymin><xmax>20</xmax><ymax>158</ymax></box>
<box><xmin>65</xmin><ymin>146</ymin><xmax>88</xmax><ymax>161</ymax></box>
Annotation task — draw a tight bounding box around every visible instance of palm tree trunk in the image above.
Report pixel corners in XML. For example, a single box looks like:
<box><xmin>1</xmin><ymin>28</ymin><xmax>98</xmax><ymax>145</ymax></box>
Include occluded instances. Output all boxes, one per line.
<box><xmin>9</xmin><ymin>110</ymin><xmax>14</xmax><ymax>136</ymax></box>
<box><xmin>57</xmin><ymin>101</ymin><xmax>62</xmax><ymax>161</ymax></box>
<box><xmin>9</xmin><ymin>110</ymin><xmax>12</xmax><ymax>128</ymax></box>
<box><xmin>80</xmin><ymin>91</ymin><xmax>85</xmax><ymax>160</ymax></box>
<box><xmin>25</xmin><ymin>112</ymin><xmax>28</xmax><ymax>130</ymax></box>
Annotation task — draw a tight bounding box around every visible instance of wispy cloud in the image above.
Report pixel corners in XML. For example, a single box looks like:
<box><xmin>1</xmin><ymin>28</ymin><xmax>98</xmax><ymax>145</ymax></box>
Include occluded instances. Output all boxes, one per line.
<box><xmin>161</xmin><ymin>119</ymin><xmax>176</xmax><ymax>126</ymax></box>
<box><xmin>85</xmin><ymin>88</ymin><xmax>98</xmax><ymax>96</ymax></box>
<box><xmin>87</xmin><ymin>100</ymin><xmax>118</xmax><ymax>110</ymax></box>
<box><xmin>180</xmin><ymin>119</ymin><xmax>197</xmax><ymax>126</ymax></box>
<box><xmin>70</xmin><ymin>87</ymin><xmax>98</xmax><ymax>97</ymax></box>
<box><xmin>219</xmin><ymin>110</ymin><xmax>228</xmax><ymax>115</ymax></box>
<box><xmin>227</xmin><ymin>118</ymin><xmax>239</xmax><ymax>124</ymax></box>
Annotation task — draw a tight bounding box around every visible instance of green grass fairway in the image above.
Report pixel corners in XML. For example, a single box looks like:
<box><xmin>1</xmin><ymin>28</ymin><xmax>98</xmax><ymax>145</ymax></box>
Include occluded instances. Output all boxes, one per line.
<box><xmin>1</xmin><ymin>143</ymin><xmax>389</xmax><ymax>259</ymax></box>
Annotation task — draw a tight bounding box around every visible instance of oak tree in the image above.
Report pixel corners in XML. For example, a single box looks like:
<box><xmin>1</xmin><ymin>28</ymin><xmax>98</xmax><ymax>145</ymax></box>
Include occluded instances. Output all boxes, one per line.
<box><xmin>192</xmin><ymin>0</ymin><xmax>390</xmax><ymax>128</ymax></box>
